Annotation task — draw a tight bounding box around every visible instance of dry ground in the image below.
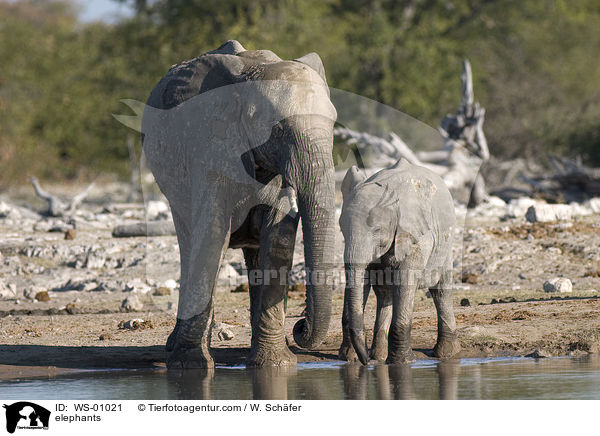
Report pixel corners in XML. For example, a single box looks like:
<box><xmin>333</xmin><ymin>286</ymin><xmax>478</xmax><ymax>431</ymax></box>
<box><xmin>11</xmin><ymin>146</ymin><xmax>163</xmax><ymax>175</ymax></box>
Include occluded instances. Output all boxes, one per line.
<box><xmin>1</xmin><ymin>184</ymin><xmax>599</xmax><ymax>379</ymax></box>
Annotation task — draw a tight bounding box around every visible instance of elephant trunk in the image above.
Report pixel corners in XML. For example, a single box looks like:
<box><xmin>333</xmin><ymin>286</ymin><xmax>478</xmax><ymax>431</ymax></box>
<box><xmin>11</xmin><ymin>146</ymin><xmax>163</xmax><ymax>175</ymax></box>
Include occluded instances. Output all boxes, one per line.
<box><xmin>291</xmin><ymin>150</ymin><xmax>335</xmax><ymax>350</ymax></box>
<box><xmin>346</xmin><ymin>265</ymin><xmax>370</xmax><ymax>365</ymax></box>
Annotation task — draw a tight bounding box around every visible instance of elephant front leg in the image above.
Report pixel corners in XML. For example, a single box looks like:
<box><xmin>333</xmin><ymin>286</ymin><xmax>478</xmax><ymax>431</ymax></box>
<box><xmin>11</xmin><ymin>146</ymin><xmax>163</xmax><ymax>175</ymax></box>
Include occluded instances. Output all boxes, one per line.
<box><xmin>167</xmin><ymin>203</ymin><xmax>231</xmax><ymax>369</ymax></box>
<box><xmin>386</xmin><ymin>270</ymin><xmax>418</xmax><ymax>364</ymax></box>
<box><xmin>246</xmin><ymin>212</ymin><xmax>299</xmax><ymax>367</ymax></box>
<box><xmin>371</xmin><ymin>284</ymin><xmax>392</xmax><ymax>361</ymax></box>
<box><xmin>430</xmin><ymin>269</ymin><xmax>461</xmax><ymax>359</ymax></box>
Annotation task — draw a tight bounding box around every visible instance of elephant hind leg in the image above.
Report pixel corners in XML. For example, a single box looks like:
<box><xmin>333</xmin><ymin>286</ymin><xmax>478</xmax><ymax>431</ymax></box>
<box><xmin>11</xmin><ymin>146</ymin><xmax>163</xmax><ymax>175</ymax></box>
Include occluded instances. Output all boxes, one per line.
<box><xmin>430</xmin><ymin>267</ymin><xmax>460</xmax><ymax>359</ymax></box>
<box><xmin>167</xmin><ymin>200</ymin><xmax>232</xmax><ymax>369</ymax></box>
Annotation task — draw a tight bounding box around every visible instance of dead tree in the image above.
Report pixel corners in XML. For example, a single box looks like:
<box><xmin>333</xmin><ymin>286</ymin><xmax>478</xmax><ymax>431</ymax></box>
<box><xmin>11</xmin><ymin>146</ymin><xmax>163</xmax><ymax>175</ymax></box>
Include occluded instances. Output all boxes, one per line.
<box><xmin>112</xmin><ymin>220</ymin><xmax>176</xmax><ymax>237</ymax></box>
<box><xmin>519</xmin><ymin>155</ymin><xmax>600</xmax><ymax>203</ymax></box>
<box><xmin>30</xmin><ymin>177</ymin><xmax>94</xmax><ymax>217</ymax></box>
<box><xmin>333</xmin><ymin>60</ymin><xmax>489</xmax><ymax>205</ymax></box>
<box><xmin>439</xmin><ymin>59</ymin><xmax>490</xmax><ymax>207</ymax></box>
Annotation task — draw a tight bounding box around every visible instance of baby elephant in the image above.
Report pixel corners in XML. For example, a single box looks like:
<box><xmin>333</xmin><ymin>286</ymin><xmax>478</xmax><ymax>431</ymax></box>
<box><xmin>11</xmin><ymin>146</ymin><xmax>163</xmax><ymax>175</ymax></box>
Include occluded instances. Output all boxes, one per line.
<box><xmin>339</xmin><ymin>159</ymin><xmax>460</xmax><ymax>365</ymax></box>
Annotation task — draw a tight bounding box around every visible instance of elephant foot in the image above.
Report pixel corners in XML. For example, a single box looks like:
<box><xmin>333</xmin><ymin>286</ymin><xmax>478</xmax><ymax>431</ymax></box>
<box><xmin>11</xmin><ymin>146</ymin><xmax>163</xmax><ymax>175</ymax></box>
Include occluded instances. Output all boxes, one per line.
<box><xmin>246</xmin><ymin>343</ymin><xmax>297</xmax><ymax>367</ymax></box>
<box><xmin>433</xmin><ymin>336</ymin><xmax>461</xmax><ymax>359</ymax></box>
<box><xmin>338</xmin><ymin>343</ymin><xmax>360</xmax><ymax>362</ymax></box>
<box><xmin>370</xmin><ymin>331</ymin><xmax>388</xmax><ymax>361</ymax></box>
<box><xmin>165</xmin><ymin>320</ymin><xmax>181</xmax><ymax>352</ymax></box>
<box><xmin>167</xmin><ymin>345</ymin><xmax>214</xmax><ymax>369</ymax></box>
<box><xmin>166</xmin><ymin>314</ymin><xmax>213</xmax><ymax>369</ymax></box>
<box><xmin>386</xmin><ymin>349</ymin><xmax>416</xmax><ymax>364</ymax></box>
<box><xmin>370</xmin><ymin>342</ymin><xmax>388</xmax><ymax>361</ymax></box>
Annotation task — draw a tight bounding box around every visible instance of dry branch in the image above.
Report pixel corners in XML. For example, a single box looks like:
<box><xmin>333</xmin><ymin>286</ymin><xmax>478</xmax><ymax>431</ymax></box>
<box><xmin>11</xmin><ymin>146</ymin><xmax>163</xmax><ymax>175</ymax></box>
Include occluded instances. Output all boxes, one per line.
<box><xmin>112</xmin><ymin>220</ymin><xmax>176</xmax><ymax>238</ymax></box>
<box><xmin>30</xmin><ymin>177</ymin><xmax>94</xmax><ymax>217</ymax></box>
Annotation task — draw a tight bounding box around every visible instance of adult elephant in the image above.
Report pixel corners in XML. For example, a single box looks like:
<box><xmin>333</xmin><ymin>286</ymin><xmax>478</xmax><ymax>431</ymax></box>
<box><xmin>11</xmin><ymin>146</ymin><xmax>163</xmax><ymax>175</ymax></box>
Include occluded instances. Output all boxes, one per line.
<box><xmin>142</xmin><ymin>40</ymin><xmax>337</xmax><ymax>369</ymax></box>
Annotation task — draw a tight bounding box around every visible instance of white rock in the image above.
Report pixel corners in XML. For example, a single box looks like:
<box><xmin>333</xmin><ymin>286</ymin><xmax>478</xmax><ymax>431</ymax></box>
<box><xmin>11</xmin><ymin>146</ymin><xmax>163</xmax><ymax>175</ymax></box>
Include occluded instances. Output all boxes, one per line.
<box><xmin>526</xmin><ymin>204</ymin><xmax>573</xmax><ymax>223</ymax></box>
<box><xmin>0</xmin><ymin>201</ymin><xmax>20</xmax><ymax>219</ymax></box>
<box><xmin>546</xmin><ymin>247</ymin><xmax>562</xmax><ymax>255</ymax></box>
<box><xmin>213</xmin><ymin>322</ymin><xmax>235</xmax><ymax>341</ymax></box>
<box><xmin>506</xmin><ymin>197</ymin><xmax>539</xmax><ymax>218</ymax></box>
<box><xmin>125</xmin><ymin>278</ymin><xmax>151</xmax><ymax>294</ymax></box>
<box><xmin>121</xmin><ymin>295</ymin><xmax>144</xmax><ymax>312</ymax></box>
<box><xmin>0</xmin><ymin>281</ymin><xmax>17</xmax><ymax>299</ymax></box>
<box><xmin>487</xmin><ymin>196</ymin><xmax>507</xmax><ymax>207</ymax></box>
<box><xmin>218</xmin><ymin>263</ymin><xmax>240</xmax><ymax>285</ymax></box>
<box><xmin>584</xmin><ymin>197</ymin><xmax>600</xmax><ymax>214</ymax></box>
<box><xmin>24</xmin><ymin>286</ymin><xmax>47</xmax><ymax>300</ymax></box>
<box><xmin>162</xmin><ymin>279</ymin><xmax>178</xmax><ymax>290</ymax></box>
<box><xmin>146</xmin><ymin>200</ymin><xmax>169</xmax><ymax>221</ymax></box>
<box><xmin>119</xmin><ymin>319</ymin><xmax>145</xmax><ymax>329</ymax></box>
<box><xmin>543</xmin><ymin>278</ymin><xmax>572</xmax><ymax>293</ymax></box>
<box><xmin>569</xmin><ymin>202</ymin><xmax>593</xmax><ymax>217</ymax></box>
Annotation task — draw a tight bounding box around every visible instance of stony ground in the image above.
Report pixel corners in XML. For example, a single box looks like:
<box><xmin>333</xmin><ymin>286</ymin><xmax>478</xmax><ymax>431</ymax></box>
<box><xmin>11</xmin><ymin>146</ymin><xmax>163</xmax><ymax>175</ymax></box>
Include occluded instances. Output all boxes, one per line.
<box><xmin>1</xmin><ymin>182</ymin><xmax>599</xmax><ymax>379</ymax></box>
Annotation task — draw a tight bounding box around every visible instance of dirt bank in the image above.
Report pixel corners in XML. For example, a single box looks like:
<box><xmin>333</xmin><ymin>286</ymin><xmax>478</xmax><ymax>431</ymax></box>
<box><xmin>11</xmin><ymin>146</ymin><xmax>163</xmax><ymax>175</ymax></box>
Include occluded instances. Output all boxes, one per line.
<box><xmin>1</xmin><ymin>185</ymin><xmax>599</xmax><ymax>380</ymax></box>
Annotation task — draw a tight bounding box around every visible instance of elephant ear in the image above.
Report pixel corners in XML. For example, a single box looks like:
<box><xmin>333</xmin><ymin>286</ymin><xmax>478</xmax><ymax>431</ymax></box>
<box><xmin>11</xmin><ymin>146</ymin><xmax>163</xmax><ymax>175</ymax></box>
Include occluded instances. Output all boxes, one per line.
<box><xmin>341</xmin><ymin>165</ymin><xmax>367</xmax><ymax>200</ymax></box>
<box><xmin>294</xmin><ymin>52</ymin><xmax>328</xmax><ymax>86</ymax></box>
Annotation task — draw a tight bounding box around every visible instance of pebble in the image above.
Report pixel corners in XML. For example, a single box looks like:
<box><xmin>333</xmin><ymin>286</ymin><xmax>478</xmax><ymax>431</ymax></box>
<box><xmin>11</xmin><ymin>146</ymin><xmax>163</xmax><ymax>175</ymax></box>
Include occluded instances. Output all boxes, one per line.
<box><xmin>526</xmin><ymin>349</ymin><xmax>552</xmax><ymax>358</ymax></box>
<box><xmin>24</xmin><ymin>286</ymin><xmax>47</xmax><ymax>300</ymax></box>
<box><xmin>153</xmin><ymin>287</ymin><xmax>171</xmax><ymax>296</ymax></box>
<box><xmin>118</xmin><ymin>319</ymin><xmax>153</xmax><ymax>330</ymax></box>
<box><xmin>162</xmin><ymin>279</ymin><xmax>178</xmax><ymax>290</ymax></box>
<box><xmin>218</xmin><ymin>263</ymin><xmax>241</xmax><ymax>286</ymax></box>
<box><xmin>125</xmin><ymin>278</ymin><xmax>151</xmax><ymax>294</ymax></box>
<box><xmin>546</xmin><ymin>247</ymin><xmax>562</xmax><ymax>255</ymax></box>
<box><xmin>35</xmin><ymin>291</ymin><xmax>51</xmax><ymax>302</ymax></box>
<box><xmin>289</xmin><ymin>283</ymin><xmax>306</xmax><ymax>293</ymax></box>
<box><xmin>145</xmin><ymin>200</ymin><xmax>170</xmax><ymax>221</ymax></box>
<box><xmin>213</xmin><ymin>322</ymin><xmax>235</xmax><ymax>341</ymax></box>
<box><xmin>64</xmin><ymin>229</ymin><xmax>76</xmax><ymax>240</ymax></box>
<box><xmin>0</xmin><ymin>280</ymin><xmax>17</xmax><ymax>299</ymax></box>
<box><xmin>121</xmin><ymin>295</ymin><xmax>143</xmax><ymax>312</ymax></box>
<box><xmin>543</xmin><ymin>278</ymin><xmax>572</xmax><ymax>293</ymax></box>
<box><xmin>231</xmin><ymin>283</ymin><xmax>249</xmax><ymax>293</ymax></box>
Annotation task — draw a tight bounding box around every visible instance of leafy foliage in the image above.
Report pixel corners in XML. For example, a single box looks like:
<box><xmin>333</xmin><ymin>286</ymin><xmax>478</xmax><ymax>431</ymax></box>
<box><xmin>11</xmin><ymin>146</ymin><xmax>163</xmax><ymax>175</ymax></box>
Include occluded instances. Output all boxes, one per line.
<box><xmin>1</xmin><ymin>0</ymin><xmax>599</xmax><ymax>185</ymax></box>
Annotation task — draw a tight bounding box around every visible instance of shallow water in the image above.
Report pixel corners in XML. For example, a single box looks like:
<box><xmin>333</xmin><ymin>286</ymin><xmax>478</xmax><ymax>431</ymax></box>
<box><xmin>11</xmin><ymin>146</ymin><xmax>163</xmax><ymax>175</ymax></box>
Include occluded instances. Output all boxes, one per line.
<box><xmin>2</xmin><ymin>356</ymin><xmax>600</xmax><ymax>400</ymax></box>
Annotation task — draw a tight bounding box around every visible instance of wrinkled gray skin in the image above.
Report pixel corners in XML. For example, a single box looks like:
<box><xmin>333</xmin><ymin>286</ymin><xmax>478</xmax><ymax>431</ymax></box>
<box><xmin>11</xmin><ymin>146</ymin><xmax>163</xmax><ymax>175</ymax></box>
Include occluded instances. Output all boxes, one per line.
<box><xmin>338</xmin><ymin>159</ymin><xmax>460</xmax><ymax>365</ymax></box>
<box><xmin>142</xmin><ymin>40</ymin><xmax>337</xmax><ymax>368</ymax></box>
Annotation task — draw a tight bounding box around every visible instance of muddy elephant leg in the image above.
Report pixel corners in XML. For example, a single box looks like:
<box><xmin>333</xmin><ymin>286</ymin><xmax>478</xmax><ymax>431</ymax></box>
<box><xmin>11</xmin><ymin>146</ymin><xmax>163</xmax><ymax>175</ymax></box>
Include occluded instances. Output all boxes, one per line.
<box><xmin>339</xmin><ymin>268</ymin><xmax>370</xmax><ymax>362</ymax></box>
<box><xmin>246</xmin><ymin>211</ymin><xmax>299</xmax><ymax>367</ymax></box>
<box><xmin>166</xmin><ymin>209</ymin><xmax>188</xmax><ymax>353</ymax></box>
<box><xmin>387</xmin><ymin>269</ymin><xmax>418</xmax><ymax>364</ymax></box>
<box><xmin>371</xmin><ymin>284</ymin><xmax>392</xmax><ymax>361</ymax></box>
<box><xmin>167</xmin><ymin>195</ymin><xmax>232</xmax><ymax>369</ymax></box>
<box><xmin>243</xmin><ymin>247</ymin><xmax>261</xmax><ymax>350</ymax></box>
<box><xmin>430</xmin><ymin>266</ymin><xmax>461</xmax><ymax>359</ymax></box>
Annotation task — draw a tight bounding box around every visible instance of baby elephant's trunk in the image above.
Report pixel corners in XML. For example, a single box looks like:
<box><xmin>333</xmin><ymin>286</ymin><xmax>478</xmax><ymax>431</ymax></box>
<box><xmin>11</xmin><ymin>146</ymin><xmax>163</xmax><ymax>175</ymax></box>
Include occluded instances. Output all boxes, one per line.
<box><xmin>346</xmin><ymin>266</ymin><xmax>370</xmax><ymax>365</ymax></box>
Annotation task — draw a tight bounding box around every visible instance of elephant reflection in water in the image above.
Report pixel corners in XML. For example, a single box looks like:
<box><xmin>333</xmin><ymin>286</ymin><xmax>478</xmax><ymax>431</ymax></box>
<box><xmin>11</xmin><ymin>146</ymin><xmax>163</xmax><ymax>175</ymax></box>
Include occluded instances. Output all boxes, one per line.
<box><xmin>165</xmin><ymin>361</ymin><xmax>460</xmax><ymax>399</ymax></box>
<box><xmin>167</xmin><ymin>369</ymin><xmax>214</xmax><ymax>400</ymax></box>
<box><xmin>250</xmin><ymin>367</ymin><xmax>296</xmax><ymax>400</ymax></box>
<box><xmin>341</xmin><ymin>360</ymin><xmax>460</xmax><ymax>400</ymax></box>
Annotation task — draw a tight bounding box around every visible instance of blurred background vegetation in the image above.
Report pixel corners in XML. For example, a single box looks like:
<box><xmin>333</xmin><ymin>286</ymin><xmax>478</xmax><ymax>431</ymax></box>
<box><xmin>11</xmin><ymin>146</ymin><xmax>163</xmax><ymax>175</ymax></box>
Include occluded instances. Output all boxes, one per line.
<box><xmin>0</xmin><ymin>0</ymin><xmax>599</xmax><ymax>186</ymax></box>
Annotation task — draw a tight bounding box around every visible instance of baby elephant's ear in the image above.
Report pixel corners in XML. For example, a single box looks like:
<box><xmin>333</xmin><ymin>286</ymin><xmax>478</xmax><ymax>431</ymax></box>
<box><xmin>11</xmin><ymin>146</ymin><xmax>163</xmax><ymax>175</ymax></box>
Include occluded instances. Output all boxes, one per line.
<box><xmin>341</xmin><ymin>165</ymin><xmax>367</xmax><ymax>199</ymax></box>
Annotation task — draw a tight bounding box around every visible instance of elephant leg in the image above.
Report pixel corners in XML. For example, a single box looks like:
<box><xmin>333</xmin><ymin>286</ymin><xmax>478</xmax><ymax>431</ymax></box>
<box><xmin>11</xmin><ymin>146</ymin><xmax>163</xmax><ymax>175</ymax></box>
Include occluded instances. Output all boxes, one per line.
<box><xmin>386</xmin><ymin>268</ymin><xmax>418</xmax><ymax>364</ymax></box>
<box><xmin>339</xmin><ymin>268</ymin><xmax>370</xmax><ymax>362</ymax></box>
<box><xmin>246</xmin><ymin>211</ymin><xmax>299</xmax><ymax>367</ymax></box>
<box><xmin>166</xmin><ymin>209</ymin><xmax>188</xmax><ymax>353</ymax></box>
<box><xmin>371</xmin><ymin>284</ymin><xmax>392</xmax><ymax>361</ymax></box>
<box><xmin>167</xmin><ymin>194</ymin><xmax>232</xmax><ymax>369</ymax></box>
<box><xmin>243</xmin><ymin>247</ymin><xmax>261</xmax><ymax>350</ymax></box>
<box><xmin>430</xmin><ymin>266</ymin><xmax>461</xmax><ymax>359</ymax></box>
